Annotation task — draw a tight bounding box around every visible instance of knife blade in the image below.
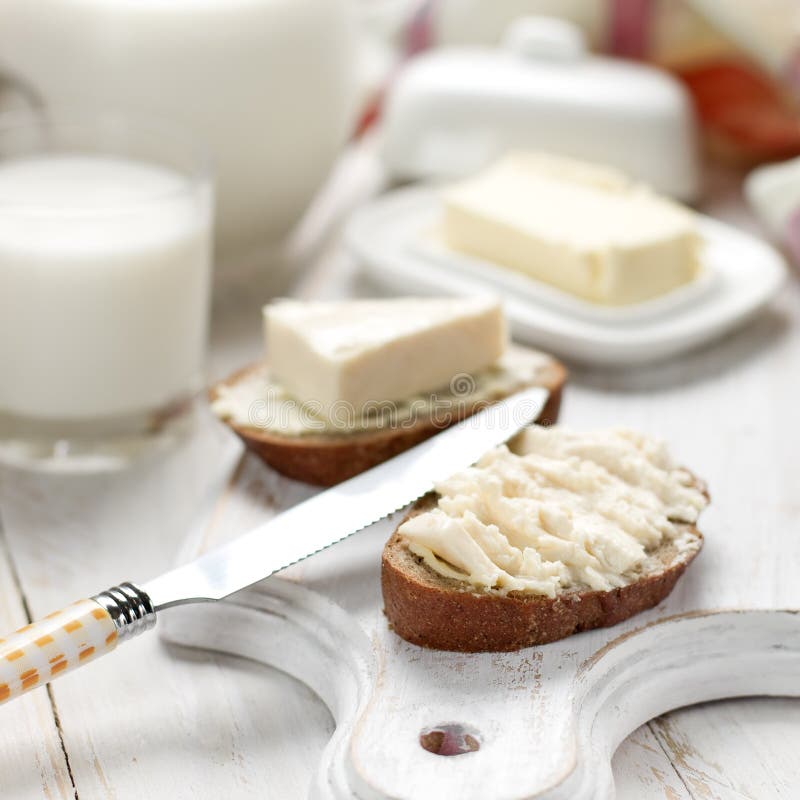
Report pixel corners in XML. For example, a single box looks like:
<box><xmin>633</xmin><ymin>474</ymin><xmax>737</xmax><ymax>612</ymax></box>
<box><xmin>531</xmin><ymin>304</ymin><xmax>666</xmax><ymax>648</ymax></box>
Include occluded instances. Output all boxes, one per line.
<box><xmin>0</xmin><ymin>386</ymin><xmax>547</xmax><ymax>705</ymax></box>
<box><xmin>144</xmin><ymin>384</ymin><xmax>549</xmax><ymax>609</ymax></box>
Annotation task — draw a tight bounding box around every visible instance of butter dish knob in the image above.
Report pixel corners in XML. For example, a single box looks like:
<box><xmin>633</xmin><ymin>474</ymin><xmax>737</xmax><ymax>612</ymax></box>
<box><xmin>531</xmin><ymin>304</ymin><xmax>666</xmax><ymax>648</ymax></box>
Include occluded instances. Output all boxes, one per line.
<box><xmin>503</xmin><ymin>16</ymin><xmax>586</xmax><ymax>61</ymax></box>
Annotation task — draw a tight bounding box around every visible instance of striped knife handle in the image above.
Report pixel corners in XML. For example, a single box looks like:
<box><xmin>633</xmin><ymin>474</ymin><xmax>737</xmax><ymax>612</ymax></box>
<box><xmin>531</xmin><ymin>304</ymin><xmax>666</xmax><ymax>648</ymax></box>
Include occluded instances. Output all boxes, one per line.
<box><xmin>0</xmin><ymin>584</ymin><xmax>154</xmax><ymax>705</ymax></box>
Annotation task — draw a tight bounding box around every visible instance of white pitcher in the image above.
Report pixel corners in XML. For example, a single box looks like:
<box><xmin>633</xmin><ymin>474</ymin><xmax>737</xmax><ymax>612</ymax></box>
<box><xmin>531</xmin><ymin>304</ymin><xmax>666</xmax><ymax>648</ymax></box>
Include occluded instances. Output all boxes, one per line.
<box><xmin>0</xmin><ymin>0</ymin><xmax>359</xmax><ymax>269</ymax></box>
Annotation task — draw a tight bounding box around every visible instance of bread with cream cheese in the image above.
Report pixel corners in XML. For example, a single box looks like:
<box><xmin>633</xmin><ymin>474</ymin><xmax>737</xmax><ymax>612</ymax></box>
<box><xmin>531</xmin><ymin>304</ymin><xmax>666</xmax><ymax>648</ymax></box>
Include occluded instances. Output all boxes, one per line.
<box><xmin>382</xmin><ymin>427</ymin><xmax>708</xmax><ymax>651</ymax></box>
<box><xmin>210</xmin><ymin>348</ymin><xmax>566</xmax><ymax>487</ymax></box>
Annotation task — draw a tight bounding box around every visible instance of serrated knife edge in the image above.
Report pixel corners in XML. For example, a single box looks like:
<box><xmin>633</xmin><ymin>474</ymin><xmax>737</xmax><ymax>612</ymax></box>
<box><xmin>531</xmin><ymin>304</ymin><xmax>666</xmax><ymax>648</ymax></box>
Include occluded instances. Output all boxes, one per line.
<box><xmin>143</xmin><ymin>385</ymin><xmax>549</xmax><ymax>609</ymax></box>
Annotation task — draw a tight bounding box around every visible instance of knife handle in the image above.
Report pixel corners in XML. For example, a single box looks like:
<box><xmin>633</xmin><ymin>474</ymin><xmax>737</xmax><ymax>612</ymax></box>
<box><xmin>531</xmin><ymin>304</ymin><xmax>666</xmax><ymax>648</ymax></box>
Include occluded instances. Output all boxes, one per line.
<box><xmin>0</xmin><ymin>583</ymin><xmax>155</xmax><ymax>706</ymax></box>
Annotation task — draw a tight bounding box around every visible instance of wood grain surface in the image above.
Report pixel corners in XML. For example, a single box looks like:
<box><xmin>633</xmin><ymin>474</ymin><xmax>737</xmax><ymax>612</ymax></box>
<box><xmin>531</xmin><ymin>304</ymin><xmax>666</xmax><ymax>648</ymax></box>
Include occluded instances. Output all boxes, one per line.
<box><xmin>0</xmin><ymin>148</ymin><xmax>798</xmax><ymax>799</ymax></box>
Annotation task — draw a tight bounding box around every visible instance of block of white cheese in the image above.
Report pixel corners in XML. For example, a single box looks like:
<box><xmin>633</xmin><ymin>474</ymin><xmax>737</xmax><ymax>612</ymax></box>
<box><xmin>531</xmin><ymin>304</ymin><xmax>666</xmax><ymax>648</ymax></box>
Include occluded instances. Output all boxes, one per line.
<box><xmin>441</xmin><ymin>153</ymin><xmax>701</xmax><ymax>306</ymax></box>
<box><xmin>265</xmin><ymin>297</ymin><xmax>507</xmax><ymax>420</ymax></box>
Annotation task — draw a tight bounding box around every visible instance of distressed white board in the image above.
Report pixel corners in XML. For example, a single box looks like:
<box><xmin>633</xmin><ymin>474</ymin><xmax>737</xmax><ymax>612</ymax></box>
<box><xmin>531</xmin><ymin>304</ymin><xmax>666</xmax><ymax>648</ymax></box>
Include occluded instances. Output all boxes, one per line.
<box><xmin>0</xmin><ymin>151</ymin><xmax>798</xmax><ymax>799</ymax></box>
<box><xmin>0</xmin><ymin>533</ymin><xmax>73</xmax><ymax>800</ymax></box>
<box><xmin>160</xmin><ymin>404</ymin><xmax>800</xmax><ymax>799</ymax></box>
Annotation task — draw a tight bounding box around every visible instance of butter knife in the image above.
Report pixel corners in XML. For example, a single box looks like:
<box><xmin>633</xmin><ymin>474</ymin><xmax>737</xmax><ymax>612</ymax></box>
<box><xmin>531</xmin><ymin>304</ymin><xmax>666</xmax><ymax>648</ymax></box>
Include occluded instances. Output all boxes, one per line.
<box><xmin>0</xmin><ymin>387</ymin><xmax>547</xmax><ymax>705</ymax></box>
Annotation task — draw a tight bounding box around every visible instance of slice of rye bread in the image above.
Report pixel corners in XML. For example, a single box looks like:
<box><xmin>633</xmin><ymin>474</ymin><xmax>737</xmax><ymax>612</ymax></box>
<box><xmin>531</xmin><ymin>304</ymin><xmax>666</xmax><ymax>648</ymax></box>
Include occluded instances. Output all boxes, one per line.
<box><xmin>210</xmin><ymin>350</ymin><xmax>567</xmax><ymax>487</ymax></box>
<box><xmin>382</xmin><ymin>488</ymin><xmax>707</xmax><ymax>652</ymax></box>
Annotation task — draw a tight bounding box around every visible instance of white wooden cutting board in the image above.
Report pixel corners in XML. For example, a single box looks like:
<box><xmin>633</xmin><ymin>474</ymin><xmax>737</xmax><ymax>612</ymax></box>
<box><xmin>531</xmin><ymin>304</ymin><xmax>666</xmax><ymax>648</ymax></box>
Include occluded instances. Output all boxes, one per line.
<box><xmin>157</xmin><ymin>162</ymin><xmax>800</xmax><ymax>800</ymax></box>
<box><xmin>160</xmin><ymin>427</ymin><xmax>800</xmax><ymax>800</ymax></box>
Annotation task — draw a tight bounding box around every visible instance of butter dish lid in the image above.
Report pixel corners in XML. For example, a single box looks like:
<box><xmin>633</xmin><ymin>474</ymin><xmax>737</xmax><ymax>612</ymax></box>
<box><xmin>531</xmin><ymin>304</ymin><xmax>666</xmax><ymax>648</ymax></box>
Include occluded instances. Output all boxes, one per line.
<box><xmin>381</xmin><ymin>17</ymin><xmax>699</xmax><ymax>200</ymax></box>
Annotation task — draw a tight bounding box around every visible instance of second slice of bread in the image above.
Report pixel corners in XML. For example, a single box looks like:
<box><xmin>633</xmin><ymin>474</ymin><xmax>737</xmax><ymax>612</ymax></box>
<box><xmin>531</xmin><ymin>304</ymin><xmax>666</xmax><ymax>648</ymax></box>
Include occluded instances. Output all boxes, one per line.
<box><xmin>382</xmin><ymin>490</ymin><xmax>705</xmax><ymax>653</ymax></box>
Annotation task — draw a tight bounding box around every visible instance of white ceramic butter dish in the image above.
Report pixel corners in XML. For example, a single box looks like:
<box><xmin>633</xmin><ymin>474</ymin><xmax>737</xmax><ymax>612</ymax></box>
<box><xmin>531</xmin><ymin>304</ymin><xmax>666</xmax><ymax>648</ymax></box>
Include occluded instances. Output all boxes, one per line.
<box><xmin>345</xmin><ymin>186</ymin><xmax>787</xmax><ymax>366</ymax></box>
<box><xmin>412</xmin><ymin>235</ymin><xmax>719</xmax><ymax>326</ymax></box>
<box><xmin>380</xmin><ymin>17</ymin><xmax>700</xmax><ymax>201</ymax></box>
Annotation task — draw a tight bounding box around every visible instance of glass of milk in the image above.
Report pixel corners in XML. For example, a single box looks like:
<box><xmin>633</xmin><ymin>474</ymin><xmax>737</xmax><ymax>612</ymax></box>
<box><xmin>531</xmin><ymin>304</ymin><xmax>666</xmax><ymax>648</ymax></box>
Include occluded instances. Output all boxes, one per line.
<box><xmin>0</xmin><ymin>113</ymin><xmax>212</xmax><ymax>471</ymax></box>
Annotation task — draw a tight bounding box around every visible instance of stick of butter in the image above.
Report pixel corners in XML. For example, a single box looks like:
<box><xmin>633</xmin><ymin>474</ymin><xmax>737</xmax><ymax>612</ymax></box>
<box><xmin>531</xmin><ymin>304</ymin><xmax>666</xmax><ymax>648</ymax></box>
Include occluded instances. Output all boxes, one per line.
<box><xmin>265</xmin><ymin>297</ymin><xmax>507</xmax><ymax>420</ymax></box>
<box><xmin>442</xmin><ymin>153</ymin><xmax>701</xmax><ymax>306</ymax></box>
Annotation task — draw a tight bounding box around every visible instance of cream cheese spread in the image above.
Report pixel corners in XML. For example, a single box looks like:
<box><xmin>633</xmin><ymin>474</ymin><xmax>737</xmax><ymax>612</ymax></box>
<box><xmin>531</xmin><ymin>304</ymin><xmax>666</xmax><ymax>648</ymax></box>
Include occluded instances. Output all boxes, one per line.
<box><xmin>398</xmin><ymin>426</ymin><xmax>708</xmax><ymax>597</ymax></box>
<box><xmin>211</xmin><ymin>346</ymin><xmax>552</xmax><ymax>437</ymax></box>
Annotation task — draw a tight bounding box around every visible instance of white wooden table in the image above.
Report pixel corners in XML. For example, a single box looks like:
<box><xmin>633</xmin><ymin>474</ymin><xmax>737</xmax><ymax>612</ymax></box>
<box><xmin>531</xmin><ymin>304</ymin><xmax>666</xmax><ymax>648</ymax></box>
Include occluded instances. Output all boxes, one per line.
<box><xmin>1</xmin><ymin>146</ymin><xmax>798</xmax><ymax>799</ymax></box>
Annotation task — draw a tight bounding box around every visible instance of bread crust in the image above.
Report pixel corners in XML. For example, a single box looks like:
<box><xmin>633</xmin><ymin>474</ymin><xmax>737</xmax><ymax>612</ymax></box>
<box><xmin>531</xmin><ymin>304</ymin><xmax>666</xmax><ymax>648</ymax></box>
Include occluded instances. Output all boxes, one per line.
<box><xmin>210</xmin><ymin>352</ymin><xmax>567</xmax><ymax>486</ymax></box>
<box><xmin>381</xmin><ymin>494</ymin><xmax>704</xmax><ymax>652</ymax></box>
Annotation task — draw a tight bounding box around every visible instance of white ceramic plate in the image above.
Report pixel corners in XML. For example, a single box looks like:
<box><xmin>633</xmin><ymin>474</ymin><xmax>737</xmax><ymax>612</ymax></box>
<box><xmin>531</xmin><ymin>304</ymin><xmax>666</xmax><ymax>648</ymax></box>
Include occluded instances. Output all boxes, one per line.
<box><xmin>411</xmin><ymin>235</ymin><xmax>720</xmax><ymax>325</ymax></box>
<box><xmin>345</xmin><ymin>186</ymin><xmax>787</xmax><ymax>366</ymax></box>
